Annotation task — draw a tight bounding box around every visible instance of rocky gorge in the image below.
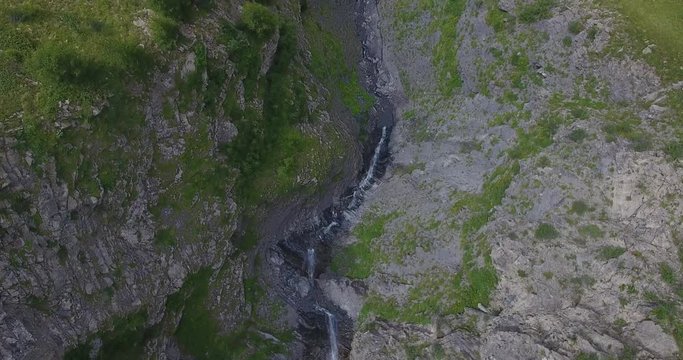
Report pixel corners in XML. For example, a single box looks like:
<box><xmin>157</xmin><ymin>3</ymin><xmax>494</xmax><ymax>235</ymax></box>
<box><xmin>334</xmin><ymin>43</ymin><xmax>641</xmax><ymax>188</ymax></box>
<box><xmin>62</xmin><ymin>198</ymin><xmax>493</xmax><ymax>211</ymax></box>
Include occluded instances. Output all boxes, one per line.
<box><xmin>2</xmin><ymin>0</ymin><xmax>683</xmax><ymax>359</ymax></box>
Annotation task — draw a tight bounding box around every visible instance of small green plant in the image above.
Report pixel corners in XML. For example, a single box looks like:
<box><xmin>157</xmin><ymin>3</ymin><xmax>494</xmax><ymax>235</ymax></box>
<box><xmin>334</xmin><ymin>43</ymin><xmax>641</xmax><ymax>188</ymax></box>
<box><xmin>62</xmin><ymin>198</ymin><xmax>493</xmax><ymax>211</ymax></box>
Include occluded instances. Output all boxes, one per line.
<box><xmin>570</xmin><ymin>200</ymin><xmax>590</xmax><ymax>215</ymax></box>
<box><xmin>568</xmin><ymin>128</ymin><xmax>588</xmax><ymax>142</ymax></box>
<box><xmin>664</xmin><ymin>140</ymin><xmax>683</xmax><ymax>161</ymax></box>
<box><xmin>518</xmin><ymin>269</ymin><xmax>528</xmax><ymax>278</ymax></box>
<box><xmin>659</xmin><ymin>262</ymin><xmax>676</xmax><ymax>285</ymax></box>
<box><xmin>543</xmin><ymin>271</ymin><xmax>554</xmax><ymax>280</ymax></box>
<box><xmin>535</xmin><ymin>223</ymin><xmax>559</xmax><ymax>239</ymax></box>
<box><xmin>587</xmin><ymin>26</ymin><xmax>598</xmax><ymax>40</ymax></box>
<box><xmin>598</xmin><ymin>246</ymin><xmax>626</xmax><ymax>260</ymax></box>
<box><xmin>578</xmin><ymin>224</ymin><xmax>604</xmax><ymax>238</ymax></box>
<box><xmin>155</xmin><ymin>228</ymin><xmax>176</xmax><ymax>246</ymax></box>
<box><xmin>568</xmin><ymin>20</ymin><xmax>584</xmax><ymax>35</ymax></box>
<box><xmin>562</xmin><ymin>36</ymin><xmax>572</xmax><ymax>47</ymax></box>
<box><xmin>518</xmin><ymin>0</ymin><xmax>556</xmax><ymax>24</ymax></box>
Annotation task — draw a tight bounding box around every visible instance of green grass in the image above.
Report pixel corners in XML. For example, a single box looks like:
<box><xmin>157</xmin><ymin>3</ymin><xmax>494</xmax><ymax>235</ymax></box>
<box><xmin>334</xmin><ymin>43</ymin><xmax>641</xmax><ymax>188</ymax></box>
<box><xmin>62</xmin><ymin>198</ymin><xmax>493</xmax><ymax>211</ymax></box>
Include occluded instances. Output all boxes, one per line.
<box><xmin>597</xmin><ymin>246</ymin><xmax>626</xmax><ymax>260</ymax></box>
<box><xmin>535</xmin><ymin>223</ymin><xmax>559</xmax><ymax>239</ymax></box>
<box><xmin>659</xmin><ymin>263</ymin><xmax>676</xmax><ymax>286</ymax></box>
<box><xmin>599</xmin><ymin>0</ymin><xmax>683</xmax><ymax>83</ymax></box>
<box><xmin>518</xmin><ymin>0</ymin><xmax>556</xmax><ymax>24</ymax></box>
<box><xmin>0</xmin><ymin>0</ymin><xmax>156</xmax><ymax>123</ymax></box>
<box><xmin>431</xmin><ymin>0</ymin><xmax>467</xmax><ymax>96</ymax></box>
<box><xmin>332</xmin><ymin>211</ymin><xmax>401</xmax><ymax>279</ymax></box>
<box><xmin>508</xmin><ymin>115</ymin><xmax>562</xmax><ymax>159</ymax></box>
<box><xmin>602</xmin><ymin>110</ymin><xmax>652</xmax><ymax>151</ymax></box>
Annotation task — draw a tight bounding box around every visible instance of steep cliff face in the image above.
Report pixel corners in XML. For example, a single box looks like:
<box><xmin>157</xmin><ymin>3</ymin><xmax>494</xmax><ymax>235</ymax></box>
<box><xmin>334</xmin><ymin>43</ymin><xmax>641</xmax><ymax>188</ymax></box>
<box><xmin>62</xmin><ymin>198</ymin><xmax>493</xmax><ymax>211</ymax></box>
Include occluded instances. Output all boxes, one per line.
<box><xmin>334</xmin><ymin>0</ymin><xmax>683</xmax><ymax>359</ymax></box>
<box><xmin>0</xmin><ymin>1</ymin><xmax>370</xmax><ymax>359</ymax></box>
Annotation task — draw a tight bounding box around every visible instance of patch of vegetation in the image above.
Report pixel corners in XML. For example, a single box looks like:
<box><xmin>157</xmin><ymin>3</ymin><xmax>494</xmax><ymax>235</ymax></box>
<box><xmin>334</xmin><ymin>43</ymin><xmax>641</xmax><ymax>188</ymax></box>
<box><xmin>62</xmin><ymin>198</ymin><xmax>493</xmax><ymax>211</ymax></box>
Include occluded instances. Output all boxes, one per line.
<box><xmin>578</xmin><ymin>224</ymin><xmax>604</xmax><ymax>239</ymax></box>
<box><xmin>429</xmin><ymin>0</ymin><xmax>467</xmax><ymax>96</ymax></box>
<box><xmin>332</xmin><ymin>211</ymin><xmax>401</xmax><ymax>279</ymax></box>
<box><xmin>664</xmin><ymin>140</ymin><xmax>683</xmax><ymax>162</ymax></box>
<box><xmin>518</xmin><ymin>0</ymin><xmax>556</xmax><ymax>24</ymax></box>
<box><xmin>485</xmin><ymin>2</ymin><xmax>514</xmax><ymax>33</ymax></box>
<box><xmin>568</xmin><ymin>128</ymin><xmax>588</xmax><ymax>142</ymax></box>
<box><xmin>508</xmin><ymin>115</ymin><xmax>562</xmax><ymax>159</ymax></box>
<box><xmin>304</xmin><ymin>18</ymin><xmax>373</xmax><ymax>116</ymax></box>
<box><xmin>597</xmin><ymin>246</ymin><xmax>626</xmax><ymax>260</ymax></box>
<box><xmin>151</xmin><ymin>14</ymin><xmax>182</xmax><ymax>50</ymax></box>
<box><xmin>361</xmin><ymin>164</ymin><xmax>519</xmax><ymax>324</ymax></box>
<box><xmin>167</xmin><ymin>268</ymin><xmax>289</xmax><ymax>359</ymax></box>
<box><xmin>599</xmin><ymin>0</ymin><xmax>683</xmax><ymax>82</ymax></box>
<box><xmin>659</xmin><ymin>262</ymin><xmax>676</xmax><ymax>285</ymax></box>
<box><xmin>155</xmin><ymin>227</ymin><xmax>176</xmax><ymax>247</ymax></box>
<box><xmin>568</xmin><ymin>20</ymin><xmax>584</xmax><ymax>35</ymax></box>
<box><xmin>535</xmin><ymin>223</ymin><xmax>559</xmax><ymax>240</ymax></box>
<box><xmin>221</xmin><ymin>13</ymin><xmax>345</xmax><ymax>205</ymax></box>
<box><xmin>602</xmin><ymin>110</ymin><xmax>652</xmax><ymax>151</ymax></box>
<box><xmin>570</xmin><ymin>200</ymin><xmax>591</xmax><ymax>215</ymax></box>
<box><xmin>448</xmin><ymin>164</ymin><xmax>519</xmax><ymax>307</ymax></box>
<box><xmin>562</xmin><ymin>36</ymin><xmax>572</xmax><ymax>47</ymax></box>
<box><xmin>64</xmin><ymin>310</ymin><xmax>156</xmax><ymax>360</ymax></box>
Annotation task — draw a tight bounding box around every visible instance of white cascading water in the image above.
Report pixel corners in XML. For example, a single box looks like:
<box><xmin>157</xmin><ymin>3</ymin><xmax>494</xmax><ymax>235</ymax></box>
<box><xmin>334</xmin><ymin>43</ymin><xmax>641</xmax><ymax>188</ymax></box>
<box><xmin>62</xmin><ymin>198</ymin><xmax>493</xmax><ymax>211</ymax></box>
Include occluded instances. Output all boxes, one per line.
<box><xmin>306</xmin><ymin>248</ymin><xmax>316</xmax><ymax>283</ymax></box>
<box><xmin>323</xmin><ymin>308</ymin><xmax>338</xmax><ymax>360</ymax></box>
<box><xmin>347</xmin><ymin>126</ymin><xmax>388</xmax><ymax>212</ymax></box>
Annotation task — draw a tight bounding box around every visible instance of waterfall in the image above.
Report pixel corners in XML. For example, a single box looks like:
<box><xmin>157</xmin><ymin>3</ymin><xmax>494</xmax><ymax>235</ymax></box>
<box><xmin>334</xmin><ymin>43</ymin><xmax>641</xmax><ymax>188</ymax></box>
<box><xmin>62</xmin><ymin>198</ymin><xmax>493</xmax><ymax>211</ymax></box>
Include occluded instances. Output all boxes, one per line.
<box><xmin>321</xmin><ymin>308</ymin><xmax>338</xmax><ymax>360</ymax></box>
<box><xmin>306</xmin><ymin>248</ymin><xmax>316</xmax><ymax>282</ymax></box>
<box><xmin>347</xmin><ymin>126</ymin><xmax>388</xmax><ymax>211</ymax></box>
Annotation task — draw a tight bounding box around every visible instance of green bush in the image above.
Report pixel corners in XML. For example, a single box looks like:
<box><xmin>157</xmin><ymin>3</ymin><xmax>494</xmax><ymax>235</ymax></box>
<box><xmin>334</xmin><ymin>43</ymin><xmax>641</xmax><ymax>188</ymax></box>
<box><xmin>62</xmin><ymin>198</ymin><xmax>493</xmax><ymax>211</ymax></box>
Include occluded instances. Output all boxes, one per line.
<box><xmin>241</xmin><ymin>2</ymin><xmax>279</xmax><ymax>38</ymax></box>
<box><xmin>562</xmin><ymin>36</ymin><xmax>572</xmax><ymax>47</ymax></box>
<box><xmin>570</xmin><ymin>200</ymin><xmax>590</xmax><ymax>215</ymax></box>
<box><xmin>568</xmin><ymin>20</ymin><xmax>584</xmax><ymax>35</ymax></box>
<box><xmin>518</xmin><ymin>0</ymin><xmax>555</xmax><ymax>24</ymax></box>
<box><xmin>664</xmin><ymin>140</ymin><xmax>683</xmax><ymax>161</ymax></box>
<box><xmin>598</xmin><ymin>246</ymin><xmax>626</xmax><ymax>260</ymax></box>
<box><xmin>578</xmin><ymin>224</ymin><xmax>604</xmax><ymax>238</ymax></box>
<box><xmin>568</xmin><ymin>128</ymin><xmax>588</xmax><ymax>142</ymax></box>
<box><xmin>535</xmin><ymin>223</ymin><xmax>559</xmax><ymax>239</ymax></box>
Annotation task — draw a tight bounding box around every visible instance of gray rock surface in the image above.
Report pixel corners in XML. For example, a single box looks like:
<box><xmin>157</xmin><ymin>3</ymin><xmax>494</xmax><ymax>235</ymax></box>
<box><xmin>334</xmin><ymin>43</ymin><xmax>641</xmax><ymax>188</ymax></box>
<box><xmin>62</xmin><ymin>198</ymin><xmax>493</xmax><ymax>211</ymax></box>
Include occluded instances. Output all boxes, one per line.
<box><xmin>344</xmin><ymin>0</ymin><xmax>683</xmax><ymax>359</ymax></box>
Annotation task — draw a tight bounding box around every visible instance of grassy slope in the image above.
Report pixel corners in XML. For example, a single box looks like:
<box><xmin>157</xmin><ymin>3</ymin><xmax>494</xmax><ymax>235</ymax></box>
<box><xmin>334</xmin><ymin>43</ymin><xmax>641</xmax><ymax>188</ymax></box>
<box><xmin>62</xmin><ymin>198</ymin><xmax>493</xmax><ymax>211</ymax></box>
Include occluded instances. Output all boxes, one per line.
<box><xmin>602</xmin><ymin>0</ymin><xmax>683</xmax><ymax>83</ymax></box>
<box><xmin>1</xmin><ymin>1</ymin><xmax>363</xmax><ymax>359</ymax></box>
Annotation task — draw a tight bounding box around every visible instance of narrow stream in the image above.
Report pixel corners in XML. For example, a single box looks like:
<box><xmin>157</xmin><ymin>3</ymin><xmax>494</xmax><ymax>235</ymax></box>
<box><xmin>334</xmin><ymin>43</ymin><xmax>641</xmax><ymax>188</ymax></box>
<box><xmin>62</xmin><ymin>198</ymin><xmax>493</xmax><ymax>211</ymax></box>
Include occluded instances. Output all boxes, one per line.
<box><xmin>265</xmin><ymin>0</ymin><xmax>395</xmax><ymax>358</ymax></box>
<box><xmin>273</xmin><ymin>122</ymin><xmax>392</xmax><ymax>358</ymax></box>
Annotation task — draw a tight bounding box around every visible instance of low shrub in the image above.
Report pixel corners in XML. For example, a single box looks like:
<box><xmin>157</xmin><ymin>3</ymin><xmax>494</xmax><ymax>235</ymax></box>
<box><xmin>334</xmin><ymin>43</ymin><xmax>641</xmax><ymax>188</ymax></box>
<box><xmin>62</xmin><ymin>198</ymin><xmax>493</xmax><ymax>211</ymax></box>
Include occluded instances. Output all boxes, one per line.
<box><xmin>535</xmin><ymin>223</ymin><xmax>559</xmax><ymax>239</ymax></box>
<box><xmin>518</xmin><ymin>0</ymin><xmax>555</xmax><ymax>24</ymax></box>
